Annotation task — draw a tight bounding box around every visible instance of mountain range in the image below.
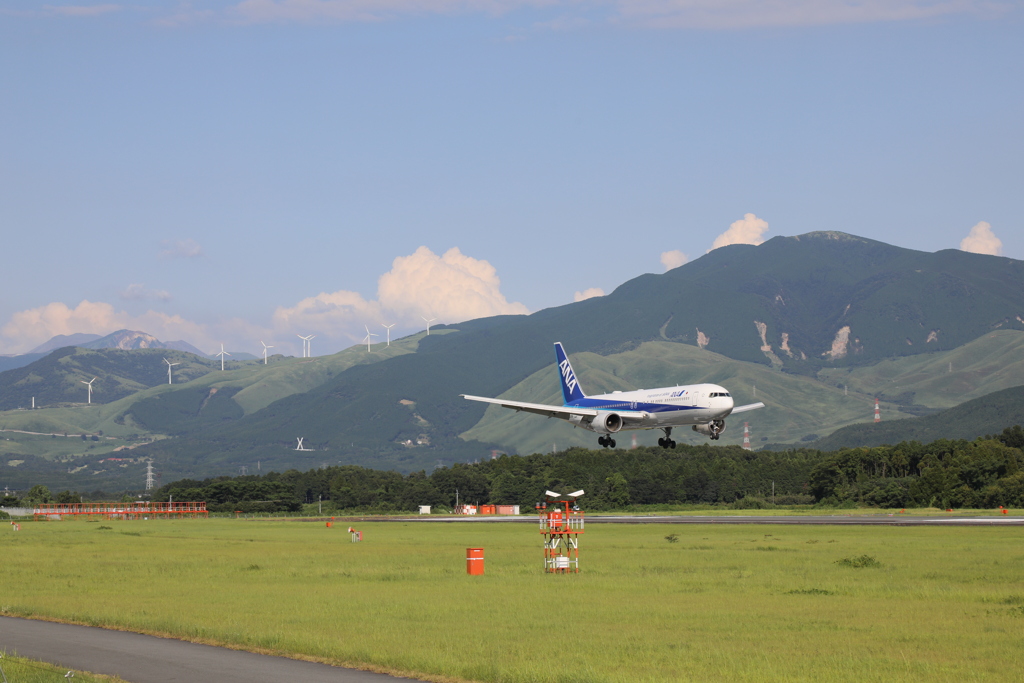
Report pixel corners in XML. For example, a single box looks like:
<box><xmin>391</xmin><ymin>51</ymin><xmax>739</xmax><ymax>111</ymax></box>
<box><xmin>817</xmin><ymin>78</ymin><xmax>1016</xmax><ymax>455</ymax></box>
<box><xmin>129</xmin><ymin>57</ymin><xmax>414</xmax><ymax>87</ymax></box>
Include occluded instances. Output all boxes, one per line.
<box><xmin>2</xmin><ymin>231</ymin><xmax>1024</xmax><ymax>491</ymax></box>
<box><xmin>30</xmin><ymin>329</ymin><xmax>209</xmax><ymax>356</ymax></box>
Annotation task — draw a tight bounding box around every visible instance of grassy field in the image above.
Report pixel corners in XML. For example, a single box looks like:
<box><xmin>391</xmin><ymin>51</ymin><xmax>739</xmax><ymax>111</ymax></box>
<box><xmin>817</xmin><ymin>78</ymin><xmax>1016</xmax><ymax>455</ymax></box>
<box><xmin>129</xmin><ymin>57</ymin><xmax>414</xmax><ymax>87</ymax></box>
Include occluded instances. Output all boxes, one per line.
<box><xmin>2</xmin><ymin>517</ymin><xmax>1022</xmax><ymax>682</ymax></box>
<box><xmin>0</xmin><ymin>653</ymin><xmax>126</xmax><ymax>682</ymax></box>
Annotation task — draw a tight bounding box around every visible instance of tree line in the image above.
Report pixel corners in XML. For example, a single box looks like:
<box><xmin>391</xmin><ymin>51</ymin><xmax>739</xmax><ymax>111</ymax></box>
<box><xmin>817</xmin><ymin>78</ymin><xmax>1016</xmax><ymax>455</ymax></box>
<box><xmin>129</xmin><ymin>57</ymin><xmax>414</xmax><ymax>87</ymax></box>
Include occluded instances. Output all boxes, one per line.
<box><xmin>808</xmin><ymin>426</ymin><xmax>1024</xmax><ymax>509</ymax></box>
<box><xmin>7</xmin><ymin>427</ymin><xmax>1020</xmax><ymax>513</ymax></box>
<box><xmin>143</xmin><ymin>426</ymin><xmax>1024</xmax><ymax>513</ymax></box>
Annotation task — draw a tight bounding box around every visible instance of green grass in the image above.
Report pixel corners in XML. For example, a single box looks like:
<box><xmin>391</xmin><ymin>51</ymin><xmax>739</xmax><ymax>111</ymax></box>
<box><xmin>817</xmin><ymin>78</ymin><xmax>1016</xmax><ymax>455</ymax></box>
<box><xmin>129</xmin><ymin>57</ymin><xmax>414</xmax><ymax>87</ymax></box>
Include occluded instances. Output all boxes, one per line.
<box><xmin>2</xmin><ymin>518</ymin><xmax>1022</xmax><ymax>682</ymax></box>
<box><xmin>0</xmin><ymin>653</ymin><xmax>126</xmax><ymax>682</ymax></box>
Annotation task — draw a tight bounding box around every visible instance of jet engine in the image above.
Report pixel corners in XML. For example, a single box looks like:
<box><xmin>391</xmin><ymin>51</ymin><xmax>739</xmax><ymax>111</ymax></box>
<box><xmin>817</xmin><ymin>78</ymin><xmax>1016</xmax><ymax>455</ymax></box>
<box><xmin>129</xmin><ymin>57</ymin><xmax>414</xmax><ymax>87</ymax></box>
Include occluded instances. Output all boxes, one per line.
<box><xmin>590</xmin><ymin>412</ymin><xmax>623</xmax><ymax>434</ymax></box>
<box><xmin>692</xmin><ymin>419</ymin><xmax>726</xmax><ymax>439</ymax></box>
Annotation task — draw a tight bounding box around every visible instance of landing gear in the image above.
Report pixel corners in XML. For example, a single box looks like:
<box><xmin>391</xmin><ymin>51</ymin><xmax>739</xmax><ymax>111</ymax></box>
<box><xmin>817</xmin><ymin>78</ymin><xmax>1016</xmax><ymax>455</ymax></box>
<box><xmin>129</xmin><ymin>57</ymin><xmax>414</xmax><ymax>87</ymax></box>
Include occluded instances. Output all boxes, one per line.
<box><xmin>657</xmin><ymin>428</ymin><xmax>676</xmax><ymax>449</ymax></box>
<box><xmin>598</xmin><ymin>435</ymin><xmax>617</xmax><ymax>449</ymax></box>
<box><xmin>709</xmin><ymin>420</ymin><xmax>724</xmax><ymax>441</ymax></box>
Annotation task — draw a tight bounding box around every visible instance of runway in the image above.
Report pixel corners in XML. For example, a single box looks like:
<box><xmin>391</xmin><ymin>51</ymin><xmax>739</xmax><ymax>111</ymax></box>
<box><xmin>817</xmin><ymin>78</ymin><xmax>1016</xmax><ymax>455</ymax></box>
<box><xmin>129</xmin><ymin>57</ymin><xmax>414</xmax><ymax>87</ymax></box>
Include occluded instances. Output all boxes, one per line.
<box><xmin>0</xmin><ymin>617</ymin><xmax>421</xmax><ymax>683</ymax></box>
<box><xmin>370</xmin><ymin>513</ymin><xmax>1024</xmax><ymax>526</ymax></box>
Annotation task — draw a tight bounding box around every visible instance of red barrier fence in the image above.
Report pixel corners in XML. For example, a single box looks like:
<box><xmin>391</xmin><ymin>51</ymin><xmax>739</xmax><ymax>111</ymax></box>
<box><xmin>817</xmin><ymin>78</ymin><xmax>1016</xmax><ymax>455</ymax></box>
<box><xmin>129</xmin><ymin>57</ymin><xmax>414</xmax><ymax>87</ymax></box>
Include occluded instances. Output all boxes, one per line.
<box><xmin>34</xmin><ymin>502</ymin><xmax>208</xmax><ymax>520</ymax></box>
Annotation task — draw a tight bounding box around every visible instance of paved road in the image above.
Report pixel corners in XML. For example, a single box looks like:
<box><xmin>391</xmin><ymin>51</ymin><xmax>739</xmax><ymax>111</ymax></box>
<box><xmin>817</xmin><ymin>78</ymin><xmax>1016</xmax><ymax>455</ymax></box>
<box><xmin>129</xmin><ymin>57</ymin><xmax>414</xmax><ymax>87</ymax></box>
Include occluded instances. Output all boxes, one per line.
<box><xmin>365</xmin><ymin>514</ymin><xmax>1024</xmax><ymax>526</ymax></box>
<box><xmin>0</xmin><ymin>617</ymin><xmax>421</xmax><ymax>683</ymax></box>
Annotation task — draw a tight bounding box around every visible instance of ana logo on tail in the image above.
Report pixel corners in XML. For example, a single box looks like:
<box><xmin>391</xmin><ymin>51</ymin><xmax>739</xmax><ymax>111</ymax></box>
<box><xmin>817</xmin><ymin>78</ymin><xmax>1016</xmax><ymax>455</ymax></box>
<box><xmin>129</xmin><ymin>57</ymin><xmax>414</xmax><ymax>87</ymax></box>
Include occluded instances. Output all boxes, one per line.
<box><xmin>555</xmin><ymin>342</ymin><xmax>586</xmax><ymax>404</ymax></box>
<box><xmin>559</xmin><ymin>359</ymin><xmax>578</xmax><ymax>396</ymax></box>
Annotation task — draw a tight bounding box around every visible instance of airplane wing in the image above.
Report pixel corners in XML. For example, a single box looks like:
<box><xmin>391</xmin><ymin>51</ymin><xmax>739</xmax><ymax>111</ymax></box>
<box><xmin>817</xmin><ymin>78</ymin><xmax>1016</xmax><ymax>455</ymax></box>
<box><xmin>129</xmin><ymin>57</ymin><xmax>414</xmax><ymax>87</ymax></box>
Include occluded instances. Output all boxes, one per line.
<box><xmin>461</xmin><ymin>394</ymin><xmax>599</xmax><ymax>420</ymax></box>
<box><xmin>731</xmin><ymin>402</ymin><xmax>766</xmax><ymax>414</ymax></box>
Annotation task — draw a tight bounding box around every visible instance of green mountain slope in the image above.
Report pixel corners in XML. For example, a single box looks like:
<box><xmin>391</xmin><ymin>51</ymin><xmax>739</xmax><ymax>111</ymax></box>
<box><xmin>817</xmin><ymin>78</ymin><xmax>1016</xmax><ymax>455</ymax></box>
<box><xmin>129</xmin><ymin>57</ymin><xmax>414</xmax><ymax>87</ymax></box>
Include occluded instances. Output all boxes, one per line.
<box><xmin>0</xmin><ymin>335</ymin><xmax>426</xmax><ymax>439</ymax></box>
<box><xmin>803</xmin><ymin>385</ymin><xmax>1024</xmax><ymax>450</ymax></box>
<box><xmin>0</xmin><ymin>347</ymin><xmax>229</xmax><ymax>410</ymax></box>
<box><xmin>0</xmin><ymin>334</ymin><xmax>429</xmax><ymax>489</ymax></box>
<box><xmin>818</xmin><ymin>330</ymin><xmax>1024</xmax><ymax>410</ymax></box>
<box><xmin>8</xmin><ymin>231</ymin><xmax>1024</xmax><ymax>490</ymax></box>
<box><xmin>122</xmin><ymin>232</ymin><xmax>1024</xmax><ymax>476</ymax></box>
<box><xmin>461</xmin><ymin>341</ymin><xmax>886</xmax><ymax>453</ymax></box>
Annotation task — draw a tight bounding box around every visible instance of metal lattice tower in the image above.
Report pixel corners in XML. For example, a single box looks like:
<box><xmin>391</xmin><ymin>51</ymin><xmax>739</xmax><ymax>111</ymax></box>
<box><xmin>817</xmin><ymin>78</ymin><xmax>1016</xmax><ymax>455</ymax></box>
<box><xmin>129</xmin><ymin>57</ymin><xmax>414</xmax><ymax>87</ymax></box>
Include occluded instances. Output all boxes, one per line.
<box><xmin>145</xmin><ymin>460</ymin><xmax>155</xmax><ymax>491</ymax></box>
<box><xmin>537</xmin><ymin>493</ymin><xmax>585</xmax><ymax>573</ymax></box>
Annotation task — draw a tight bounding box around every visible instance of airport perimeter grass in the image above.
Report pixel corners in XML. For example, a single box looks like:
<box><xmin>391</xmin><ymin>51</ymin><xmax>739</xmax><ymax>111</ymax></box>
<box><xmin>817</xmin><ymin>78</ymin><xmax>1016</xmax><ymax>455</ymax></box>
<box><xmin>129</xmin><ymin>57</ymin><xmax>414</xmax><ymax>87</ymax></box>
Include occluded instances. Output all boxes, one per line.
<box><xmin>0</xmin><ymin>654</ymin><xmax>127</xmax><ymax>682</ymax></box>
<box><xmin>2</xmin><ymin>518</ymin><xmax>1022</xmax><ymax>682</ymax></box>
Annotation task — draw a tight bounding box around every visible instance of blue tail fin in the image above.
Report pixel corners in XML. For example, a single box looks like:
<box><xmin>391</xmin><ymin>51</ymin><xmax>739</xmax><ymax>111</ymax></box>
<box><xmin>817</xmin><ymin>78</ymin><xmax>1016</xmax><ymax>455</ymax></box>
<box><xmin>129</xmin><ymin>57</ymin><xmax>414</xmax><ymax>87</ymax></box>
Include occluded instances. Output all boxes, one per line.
<box><xmin>554</xmin><ymin>342</ymin><xmax>586</xmax><ymax>404</ymax></box>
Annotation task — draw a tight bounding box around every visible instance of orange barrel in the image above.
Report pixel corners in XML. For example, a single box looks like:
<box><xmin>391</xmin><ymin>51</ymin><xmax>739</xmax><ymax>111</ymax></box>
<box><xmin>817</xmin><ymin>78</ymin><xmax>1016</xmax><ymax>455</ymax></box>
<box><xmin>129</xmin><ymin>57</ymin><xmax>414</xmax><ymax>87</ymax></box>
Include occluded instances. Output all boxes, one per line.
<box><xmin>466</xmin><ymin>547</ymin><xmax>485</xmax><ymax>575</ymax></box>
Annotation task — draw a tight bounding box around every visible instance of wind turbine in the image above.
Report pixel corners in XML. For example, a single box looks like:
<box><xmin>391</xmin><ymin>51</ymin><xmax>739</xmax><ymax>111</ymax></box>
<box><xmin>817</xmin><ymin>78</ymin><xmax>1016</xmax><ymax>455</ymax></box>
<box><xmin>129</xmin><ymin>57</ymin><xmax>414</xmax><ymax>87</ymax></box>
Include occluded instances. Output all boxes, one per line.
<box><xmin>381</xmin><ymin>323</ymin><xmax>395</xmax><ymax>347</ymax></box>
<box><xmin>363</xmin><ymin>325</ymin><xmax>379</xmax><ymax>352</ymax></box>
<box><xmin>163</xmin><ymin>358</ymin><xmax>180</xmax><ymax>384</ymax></box>
<box><xmin>81</xmin><ymin>377</ymin><xmax>97</xmax><ymax>404</ymax></box>
<box><xmin>422</xmin><ymin>316</ymin><xmax>437</xmax><ymax>335</ymax></box>
<box><xmin>297</xmin><ymin>334</ymin><xmax>314</xmax><ymax>358</ymax></box>
<box><xmin>307</xmin><ymin>335</ymin><xmax>316</xmax><ymax>358</ymax></box>
<box><xmin>260</xmin><ymin>341</ymin><xmax>274</xmax><ymax>365</ymax></box>
<box><xmin>295</xmin><ymin>437</ymin><xmax>313</xmax><ymax>451</ymax></box>
<box><xmin>216</xmin><ymin>343</ymin><xmax>231</xmax><ymax>371</ymax></box>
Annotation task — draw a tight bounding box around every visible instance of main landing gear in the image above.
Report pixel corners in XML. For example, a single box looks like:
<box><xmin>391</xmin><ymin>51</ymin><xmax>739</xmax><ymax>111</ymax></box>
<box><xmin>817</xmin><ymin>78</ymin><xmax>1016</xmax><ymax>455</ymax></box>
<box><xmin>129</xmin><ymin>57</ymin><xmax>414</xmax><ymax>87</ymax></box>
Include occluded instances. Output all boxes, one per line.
<box><xmin>598</xmin><ymin>435</ymin><xmax>617</xmax><ymax>449</ymax></box>
<box><xmin>657</xmin><ymin>428</ymin><xmax>676</xmax><ymax>449</ymax></box>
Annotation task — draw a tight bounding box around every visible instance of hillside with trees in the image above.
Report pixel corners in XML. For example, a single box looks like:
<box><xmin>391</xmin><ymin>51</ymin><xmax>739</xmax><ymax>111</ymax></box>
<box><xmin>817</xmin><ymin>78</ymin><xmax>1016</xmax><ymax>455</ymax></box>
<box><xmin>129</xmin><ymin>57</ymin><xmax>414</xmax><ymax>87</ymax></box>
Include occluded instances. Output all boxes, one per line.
<box><xmin>148</xmin><ymin>427</ymin><xmax>1024</xmax><ymax>513</ymax></box>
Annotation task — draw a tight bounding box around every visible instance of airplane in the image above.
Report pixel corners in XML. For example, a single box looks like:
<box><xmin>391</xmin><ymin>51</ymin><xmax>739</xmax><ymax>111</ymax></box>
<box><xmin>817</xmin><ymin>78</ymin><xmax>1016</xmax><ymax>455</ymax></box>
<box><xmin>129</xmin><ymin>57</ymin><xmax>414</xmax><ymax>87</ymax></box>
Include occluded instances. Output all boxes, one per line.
<box><xmin>462</xmin><ymin>342</ymin><xmax>765</xmax><ymax>449</ymax></box>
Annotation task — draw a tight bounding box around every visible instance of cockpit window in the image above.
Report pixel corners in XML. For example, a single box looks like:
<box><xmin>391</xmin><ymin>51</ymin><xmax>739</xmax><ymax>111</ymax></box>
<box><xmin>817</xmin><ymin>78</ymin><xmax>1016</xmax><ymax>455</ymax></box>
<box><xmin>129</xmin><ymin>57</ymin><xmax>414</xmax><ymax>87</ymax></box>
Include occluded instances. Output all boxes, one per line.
<box><xmin>709</xmin><ymin>392</ymin><xmax>732</xmax><ymax>398</ymax></box>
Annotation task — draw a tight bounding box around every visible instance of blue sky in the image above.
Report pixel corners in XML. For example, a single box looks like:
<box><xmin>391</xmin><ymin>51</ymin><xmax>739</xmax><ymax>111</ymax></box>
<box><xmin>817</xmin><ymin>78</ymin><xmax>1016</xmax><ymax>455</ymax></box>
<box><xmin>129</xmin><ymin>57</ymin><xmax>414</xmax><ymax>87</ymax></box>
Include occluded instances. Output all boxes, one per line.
<box><xmin>1</xmin><ymin>0</ymin><xmax>1021</xmax><ymax>356</ymax></box>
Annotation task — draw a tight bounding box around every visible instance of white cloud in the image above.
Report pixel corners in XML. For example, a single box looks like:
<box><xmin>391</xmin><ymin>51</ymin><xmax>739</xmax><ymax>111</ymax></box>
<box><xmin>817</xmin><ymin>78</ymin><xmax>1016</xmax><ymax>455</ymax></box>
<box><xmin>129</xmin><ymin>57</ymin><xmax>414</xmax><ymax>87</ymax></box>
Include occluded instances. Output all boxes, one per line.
<box><xmin>0</xmin><ymin>300</ymin><xmax>220</xmax><ymax>355</ymax></box>
<box><xmin>230</xmin><ymin>0</ymin><xmax>551</xmax><ymax>23</ymax></box>
<box><xmin>120</xmin><ymin>284</ymin><xmax>172</xmax><ymax>303</ymax></box>
<box><xmin>200</xmin><ymin>0</ymin><xmax>1007</xmax><ymax>26</ymax></box>
<box><xmin>709</xmin><ymin>213</ymin><xmax>769</xmax><ymax>251</ymax></box>
<box><xmin>42</xmin><ymin>4</ymin><xmax>121</xmax><ymax>17</ymax></box>
<box><xmin>379</xmin><ymin>247</ymin><xmax>528</xmax><ymax>322</ymax></box>
<box><xmin>959</xmin><ymin>221</ymin><xmax>1003</xmax><ymax>256</ymax></box>
<box><xmin>660</xmin><ymin>250</ymin><xmax>689</xmax><ymax>271</ymax></box>
<box><xmin>573</xmin><ymin>287</ymin><xmax>604</xmax><ymax>302</ymax></box>
<box><xmin>0</xmin><ymin>246</ymin><xmax>525</xmax><ymax>356</ymax></box>
<box><xmin>159</xmin><ymin>238</ymin><xmax>204</xmax><ymax>260</ymax></box>
<box><xmin>612</xmin><ymin>0</ymin><xmax>991</xmax><ymax>29</ymax></box>
<box><xmin>272</xmin><ymin>245</ymin><xmax>528</xmax><ymax>342</ymax></box>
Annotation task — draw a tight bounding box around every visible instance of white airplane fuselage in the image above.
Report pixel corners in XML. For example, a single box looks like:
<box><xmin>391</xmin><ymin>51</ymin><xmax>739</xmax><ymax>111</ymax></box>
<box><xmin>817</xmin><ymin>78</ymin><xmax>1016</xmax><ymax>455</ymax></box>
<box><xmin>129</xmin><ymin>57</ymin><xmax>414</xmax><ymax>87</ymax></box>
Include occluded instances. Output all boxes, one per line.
<box><xmin>565</xmin><ymin>383</ymin><xmax>736</xmax><ymax>433</ymax></box>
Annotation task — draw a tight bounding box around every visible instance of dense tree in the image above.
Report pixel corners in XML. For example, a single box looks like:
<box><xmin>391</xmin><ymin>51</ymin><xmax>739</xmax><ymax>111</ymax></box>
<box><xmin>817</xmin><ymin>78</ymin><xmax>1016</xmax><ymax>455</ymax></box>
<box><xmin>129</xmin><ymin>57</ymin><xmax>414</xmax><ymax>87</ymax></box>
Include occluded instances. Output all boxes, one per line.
<box><xmin>55</xmin><ymin>490</ymin><xmax>82</xmax><ymax>504</ymax></box>
<box><xmin>149</xmin><ymin>426</ymin><xmax>1024</xmax><ymax>513</ymax></box>
<box><xmin>24</xmin><ymin>485</ymin><xmax>52</xmax><ymax>504</ymax></box>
